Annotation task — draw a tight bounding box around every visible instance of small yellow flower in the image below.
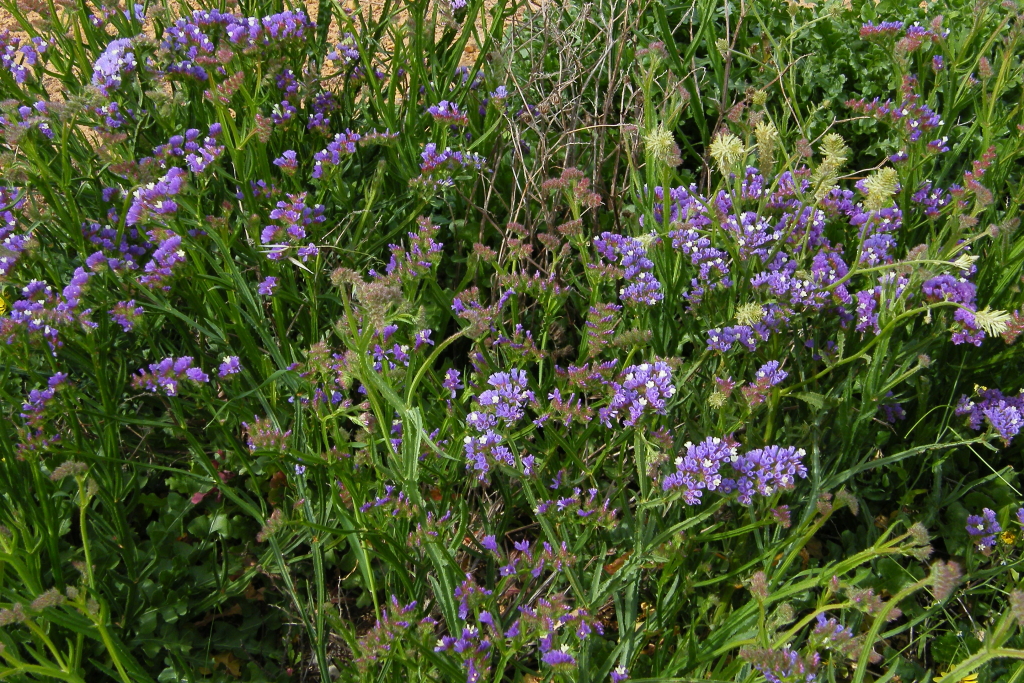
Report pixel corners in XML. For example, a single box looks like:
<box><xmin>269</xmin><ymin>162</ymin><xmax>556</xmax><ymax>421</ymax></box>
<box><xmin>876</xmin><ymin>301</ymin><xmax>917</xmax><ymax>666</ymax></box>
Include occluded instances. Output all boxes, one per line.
<box><xmin>0</xmin><ymin>294</ymin><xmax>6</xmax><ymax>316</ymax></box>
<box><xmin>1001</xmin><ymin>529</ymin><xmax>1017</xmax><ymax>545</ymax></box>
<box><xmin>933</xmin><ymin>670</ymin><xmax>979</xmax><ymax>683</ymax></box>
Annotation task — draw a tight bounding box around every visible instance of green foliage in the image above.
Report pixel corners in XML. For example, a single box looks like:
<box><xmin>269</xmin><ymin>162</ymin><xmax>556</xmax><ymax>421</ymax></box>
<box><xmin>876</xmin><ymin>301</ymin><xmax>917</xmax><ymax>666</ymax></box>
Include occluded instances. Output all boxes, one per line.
<box><xmin>0</xmin><ymin>0</ymin><xmax>1022</xmax><ymax>681</ymax></box>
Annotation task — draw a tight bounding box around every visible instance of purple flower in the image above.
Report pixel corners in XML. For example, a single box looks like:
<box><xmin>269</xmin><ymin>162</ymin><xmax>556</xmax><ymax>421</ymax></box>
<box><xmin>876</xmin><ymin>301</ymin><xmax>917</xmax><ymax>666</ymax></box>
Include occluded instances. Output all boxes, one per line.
<box><xmin>982</xmin><ymin>401</ymin><xmax>1023</xmax><ymax>444</ymax></box>
<box><xmin>600</xmin><ymin>361</ymin><xmax>675</xmax><ymax>427</ymax></box>
<box><xmin>312</xmin><ymin>130</ymin><xmax>361</xmax><ymax>178</ymax></box>
<box><xmin>138</xmin><ymin>233</ymin><xmax>187</xmax><ymax>291</ymax></box>
<box><xmin>966</xmin><ymin>508</ymin><xmax>1001</xmax><ymax>552</ymax></box>
<box><xmin>427</xmin><ymin>100</ymin><xmax>469</xmax><ymax>126</ymax></box>
<box><xmin>610</xmin><ymin>666</ymin><xmax>630</xmax><ymax>683</ymax></box>
<box><xmin>91</xmin><ymin>38</ymin><xmax>136</xmax><ymax>96</ymax></box>
<box><xmin>258</xmin><ymin>276</ymin><xmax>278</xmax><ymax>296</ymax></box>
<box><xmin>412</xmin><ymin>143</ymin><xmax>485</xmax><ymax>189</ymax></box>
<box><xmin>741</xmin><ymin>646</ymin><xmax>820</xmax><ymax>683</ymax></box>
<box><xmin>663</xmin><ymin>438</ymin><xmax>807</xmax><ymax>506</ymax></box>
<box><xmin>109</xmin><ymin>300</ymin><xmax>144</xmax><ymax>332</ymax></box>
<box><xmin>477</xmin><ymin>369</ymin><xmax>534</xmax><ymax>423</ymax></box>
<box><xmin>662</xmin><ymin>436</ymin><xmax>737</xmax><ymax>504</ymax></box>
<box><xmin>131</xmin><ymin>356</ymin><xmax>209</xmax><ymax>396</ymax></box>
<box><xmin>218</xmin><ymin>356</ymin><xmax>241</xmax><ymax>377</ymax></box>
<box><xmin>860</xmin><ymin>21</ymin><xmax>904</xmax><ymax>37</ymax></box>
<box><xmin>541</xmin><ymin>648</ymin><xmax>577</xmax><ymax>668</ymax></box>
<box><xmin>261</xmin><ymin>193</ymin><xmax>325</xmax><ymax>260</ymax></box>
<box><xmin>126</xmin><ymin>167</ymin><xmax>187</xmax><ymax>226</ymax></box>
<box><xmin>297</xmin><ymin>243</ymin><xmax>319</xmax><ymax>261</ymax></box>
<box><xmin>327</xmin><ymin>33</ymin><xmax>359</xmax><ymax>63</ymax></box>
<box><xmin>444</xmin><ymin>368</ymin><xmax>463</xmax><ymax>398</ymax></box>
<box><xmin>273</xmin><ymin>149</ymin><xmax>299</xmax><ymax>173</ymax></box>
<box><xmin>741</xmin><ymin>360</ymin><xmax>788</xmax><ymax>406</ymax></box>
<box><xmin>593</xmin><ymin>232</ymin><xmax>663</xmax><ymax>306</ymax></box>
<box><xmin>414</xmin><ymin>329</ymin><xmax>433</xmax><ymax>350</ymax></box>
<box><xmin>955</xmin><ymin>389</ymin><xmax>1024</xmax><ymax>446</ymax></box>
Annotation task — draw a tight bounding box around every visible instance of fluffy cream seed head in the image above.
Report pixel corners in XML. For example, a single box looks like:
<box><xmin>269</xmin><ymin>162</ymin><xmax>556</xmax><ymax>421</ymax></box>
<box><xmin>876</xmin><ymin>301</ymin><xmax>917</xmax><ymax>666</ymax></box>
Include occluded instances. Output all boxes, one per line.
<box><xmin>973</xmin><ymin>307</ymin><xmax>1012</xmax><ymax>336</ymax></box>
<box><xmin>644</xmin><ymin>126</ymin><xmax>678</xmax><ymax>166</ymax></box>
<box><xmin>709</xmin><ymin>132</ymin><xmax>746</xmax><ymax>175</ymax></box>
<box><xmin>735</xmin><ymin>302</ymin><xmax>764</xmax><ymax>326</ymax></box>
<box><xmin>863</xmin><ymin>167</ymin><xmax>900</xmax><ymax>211</ymax></box>
<box><xmin>820</xmin><ymin>133</ymin><xmax>850</xmax><ymax>167</ymax></box>
<box><xmin>754</xmin><ymin>121</ymin><xmax>778</xmax><ymax>167</ymax></box>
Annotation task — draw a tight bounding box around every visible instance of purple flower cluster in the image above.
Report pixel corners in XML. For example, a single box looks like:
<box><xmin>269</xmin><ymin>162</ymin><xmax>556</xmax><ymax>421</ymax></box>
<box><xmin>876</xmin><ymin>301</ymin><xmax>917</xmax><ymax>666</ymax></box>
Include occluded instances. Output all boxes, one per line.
<box><xmin>434</xmin><ymin>579</ymin><xmax>603</xmax><ymax>682</ymax></box>
<box><xmin>83</xmin><ymin>218</ymin><xmax>152</xmax><ymax>273</ymax></box>
<box><xmin>1</xmin><ymin>32</ymin><xmax>48</xmax><ymax>84</ymax></box>
<box><xmin>650</xmin><ymin>171</ymin><xmax>842</xmax><ymax>316</ymax></box>
<box><xmin>922</xmin><ymin>272</ymin><xmax>983</xmax><ymax>346</ymax></box>
<box><xmin>662</xmin><ymin>436</ymin><xmax>807</xmax><ymax>506</ymax></box>
<box><xmin>847</xmin><ymin>76</ymin><xmax>946</xmax><ymax>148</ymax></box>
<box><xmin>131</xmin><ymin>356</ymin><xmax>209</xmax><ymax>396</ymax></box>
<box><xmin>859</xmin><ymin>21</ymin><xmax>905</xmax><ymax>37</ymax></box>
<box><xmin>706</xmin><ymin>311</ymin><xmax>786</xmax><ymax>354</ymax></box>
<box><xmin>16</xmin><ymin>372</ymin><xmax>67</xmax><ymax>454</ymax></box>
<box><xmin>0</xmin><ymin>101</ymin><xmax>54</xmax><ymax>139</ymax></box>
<box><xmin>848</xmin><ymin>199</ymin><xmax>902</xmax><ymax>265</ymax></box>
<box><xmin>810</xmin><ymin>613</ymin><xmax>856</xmax><ymax>654</ymax></box>
<box><xmin>965</xmin><ymin>508</ymin><xmax>1001</xmax><ymax>553</ymax></box>
<box><xmin>242</xmin><ymin>416</ymin><xmax>291</xmax><ymax>453</ymax></box>
<box><xmin>369</xmin><ymin>325</ymin><xmax>415</xmax><ymax>372</ymax></box>
<box><xmin>138</xmin><ymin>228</ymin><xmax>187</xmax><ymax>290</ymax></box>
<box><xmin>218</xmin><ymin>356</ymin><xmax>241</xmax><ymax>377</ymax></box>
<box><xmin>444</xmin><ymin>368</ymin><xmax>463</xmax><ymax>398</ymax></box>
<box><xmin>0</xmin><ymin>186</ymin><xmax>29</xmax><ymax>279</ymax></box>
<box><xmin>593</xmin><ymin>232</ymin><xmax>663</xmax><ymax>306</ymax></box>
<box><xmin>149</xmin><ymin>125</ymin><xmax>225</xmax><ymax>174</ymax></box>
<box><xmin>160</xmin><ymin>9</ymin><xmax>313</xmax><ymax>82</ymax></box>
<box><xmin>372</xmin><ymin>217</ymin><xmax>444</xmax><ymax>280</ymax></box>
<box><xmin>126</xmin><ymin>167</ymin><xmax>188</xmax><ymax>226</ymax></box>
<box><xmin>955</xmin><ymin>389</ymin><xmax>1024</xmax><ymax>445</ymax></box>
<box><xmin>271</xmin><ymin>99</ymin><xmax>297</xmax><ymax>125</ymax></box>
<box><xmin>327</xmin><ymin>33</ymin><xmax>359</xmax><ymax>63</ymax></box>
<box><xmin>109</xmin><ymin>300</ymin><xmax>144</xmax><ymax>331</ymax></box>
<box><xmin>311</xmin><ymin>130</ymin><xmax>360</xmax><ymax>178</ymax></box>
<box><xmin>413</xmin><ymin>143</ymin><xmax>486</xmax><ymax>189</ymax></box>
<box><xmin>534</xmin><ymin>486</ymin><xmax>617</xmax><ymax>526</ymax></box>
<box><xmin>741</xmin><ymin>360</ymin><xmax>788</xmax><ymax>406</ymax></box>
<box><xmin>911</xmin><ymin>181</ymin><xmax>952</xmax><ymax>218</ymax></box>
<box><xmin>307</xmin><ymin>92</ymin><xmax>339</xmax><ymax>133</ymax></box>
<box><xmin>464</xmin><ymin>369</ymin><xmax>536</xmax><ymax>480</ymax></box>
<box><xmin>91</xmin><ymin>38</ymin><xmax>136</xmax><ymax>96</ymax></box>
<box><xmin>427</xmin><ymin>100</ymin><xmax>469</xmax><ymax>126</ymax></box>
<box><xmin>260</xmin><ymin>193</ymin><xmax>325</xmax><ymax>260</ymax></box>
<box><xmin>741</xmin><ymin>646</ymin><xmax>820</xmax><ymax>683</ymax></box>
<box><xmin>273</xmin><ymin>150</ymin><xmax>298</xmax><ymax>174</ymax></box>
<box><xmin>353</xmin><ymin>597</ymin><xmax>437</xmax><ymax>675</ymax></box>
<box><xmin>2</xmin><ymin>270</ymin><xmax>95</xmax><ymax>350</ymax></box>
<box><xmin>89</xmin><ymin>3</ymin><xmax>145</xmax><ymax>27</ymax></box>
<box><xmin>258</xmin><ymin>276</ymin><xmax>278</xmax><ymax>296</ymax></box>
<box><xmin>599</xmin><ymin>361</ymin><xmax>675</xmax><ymax>426</ymax></box>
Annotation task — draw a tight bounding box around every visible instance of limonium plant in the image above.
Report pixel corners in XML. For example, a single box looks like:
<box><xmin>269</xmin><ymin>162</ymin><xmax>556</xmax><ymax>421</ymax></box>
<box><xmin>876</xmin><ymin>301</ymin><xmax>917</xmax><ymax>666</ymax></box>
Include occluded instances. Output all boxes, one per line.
<box><xmin>0</xmin><ymin>0</ymin><xmax>1023</xmax><ymax>681</ymax></box>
